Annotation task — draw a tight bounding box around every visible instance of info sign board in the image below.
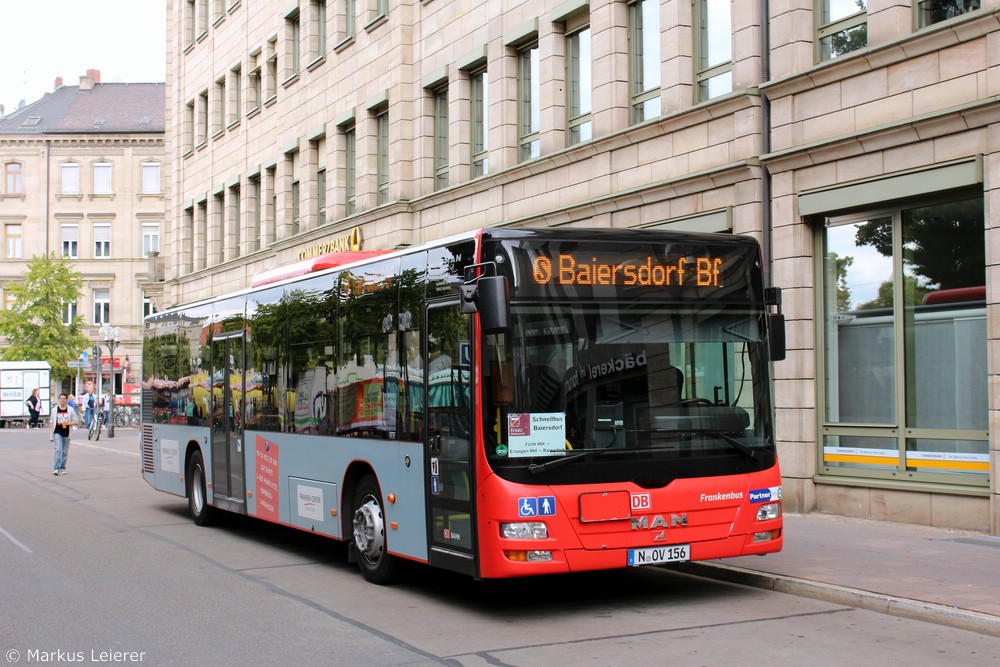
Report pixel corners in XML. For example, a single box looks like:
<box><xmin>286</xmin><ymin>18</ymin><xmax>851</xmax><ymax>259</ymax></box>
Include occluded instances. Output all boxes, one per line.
<box><xmin>0</xmin><ymin>361</ymin><xmax>51</xmax><ymax>419</ymax></box>
<box><xmin>507</xmin><ymin>412</ymin><xmax>566</xmax><ymax>458</ymax></box>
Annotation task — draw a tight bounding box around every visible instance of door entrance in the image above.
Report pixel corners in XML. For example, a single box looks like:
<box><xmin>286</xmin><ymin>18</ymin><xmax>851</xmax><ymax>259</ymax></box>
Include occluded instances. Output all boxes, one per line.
<box><xmin>210</xmin><ymin>333</ymin><xmax>247</xmax><ymax>514</ymax></box>
<box><xmin>425</xmin><ymin>304</ymin><xmax>476</xmax><ymax>575</ymax></box>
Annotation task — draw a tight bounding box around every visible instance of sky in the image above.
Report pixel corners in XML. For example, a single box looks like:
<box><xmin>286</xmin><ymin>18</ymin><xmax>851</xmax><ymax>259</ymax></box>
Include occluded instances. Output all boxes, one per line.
<box><xmin>0</xmin><ymin>0</ymin><xmax>166</xmax><ymax>115</ymax></box>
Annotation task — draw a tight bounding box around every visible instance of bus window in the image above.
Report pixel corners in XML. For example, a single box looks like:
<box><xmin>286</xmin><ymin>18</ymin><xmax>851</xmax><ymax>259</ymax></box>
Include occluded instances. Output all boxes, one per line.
<box><xmin>246</xmin><ymin>286</ymin><xmax>287</xmax><ymax>433</ymax></box>
<box><xmin>337</xmin><ymin>258</ymin><xmax>401</xmax><ymax>439</ymax></box>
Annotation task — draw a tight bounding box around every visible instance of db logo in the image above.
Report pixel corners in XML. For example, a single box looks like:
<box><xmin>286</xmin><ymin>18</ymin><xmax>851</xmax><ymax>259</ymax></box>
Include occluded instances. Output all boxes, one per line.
<box><xmin>631</xmin><ymin>493</ymin><xmax>651</xmax><ymax>511</ymax></box>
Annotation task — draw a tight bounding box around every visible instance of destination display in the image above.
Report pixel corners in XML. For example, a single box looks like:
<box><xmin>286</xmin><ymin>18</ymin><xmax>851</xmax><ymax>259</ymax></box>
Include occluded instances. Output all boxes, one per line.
<box><xmin>493</xmin><ymin>236</ymin><xmax>763</xmax><ymax>302</ymax></box>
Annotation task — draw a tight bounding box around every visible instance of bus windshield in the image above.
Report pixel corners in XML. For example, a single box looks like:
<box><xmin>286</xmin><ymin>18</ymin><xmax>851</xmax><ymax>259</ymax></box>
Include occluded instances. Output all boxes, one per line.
<box><xmin>482</xmin><ymin>302</ymin><xmax>776</xmax><ymax>485</ymax></box>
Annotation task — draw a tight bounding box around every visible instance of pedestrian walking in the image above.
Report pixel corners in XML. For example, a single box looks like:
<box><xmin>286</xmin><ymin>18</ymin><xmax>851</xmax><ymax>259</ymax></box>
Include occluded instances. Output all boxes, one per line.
<box><xmin>50</xmin><ymin>393</ymin><xmax>79</xmax><ymax>475</ymax></box>
<box><xmin>25</xmin><ymin>388</ymin><xmax>41</xmax><ymax>428</ymax></box>
<box><xmin>101</xmin><ymin>387</ymin><xmax>112</xmax><ymax>426</ymax></box>
<box><xmin>83</xmin><ymin>388</ymin><xmax>96</xmax><ymax>430</ymax></box>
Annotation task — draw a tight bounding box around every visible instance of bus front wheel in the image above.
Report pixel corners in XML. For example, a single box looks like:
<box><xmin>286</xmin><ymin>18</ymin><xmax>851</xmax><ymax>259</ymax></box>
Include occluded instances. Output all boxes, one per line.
<box><xmin>351</xmin><ymin>474</ymin><xmax>397</xmax><ymax>584</ymax></box>
<box><xmin>186</xmin><ymin>449</ymin><xmax>216</xmax><ymax>527</ymax></box>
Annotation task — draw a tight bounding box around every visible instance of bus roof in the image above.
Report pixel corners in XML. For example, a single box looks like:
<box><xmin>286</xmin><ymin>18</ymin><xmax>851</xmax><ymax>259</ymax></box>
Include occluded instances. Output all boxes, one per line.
<box><xmin>250</xmin><ymin>250</ymin><xmax>392</xmax><ymax>288</ymax></box>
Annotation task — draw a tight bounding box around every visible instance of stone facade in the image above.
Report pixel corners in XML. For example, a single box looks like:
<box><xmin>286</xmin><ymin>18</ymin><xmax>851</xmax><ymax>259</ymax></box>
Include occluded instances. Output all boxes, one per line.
<box><xmin>166</xmin><ymin>0</ymin><xmax>1000</xmax><ymax>533</ymax></box>
<box><xmin>0</xmin><ymin>73</ymin><xmax>165</xmax><ymax>393</ymax></box>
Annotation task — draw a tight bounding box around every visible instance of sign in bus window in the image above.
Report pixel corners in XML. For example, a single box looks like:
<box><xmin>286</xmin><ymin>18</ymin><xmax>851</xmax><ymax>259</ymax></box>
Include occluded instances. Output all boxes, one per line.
<box><xmin>507</xmin><ymin>412</ymin><xmax>566</xmax><ymax>458</ymax></box>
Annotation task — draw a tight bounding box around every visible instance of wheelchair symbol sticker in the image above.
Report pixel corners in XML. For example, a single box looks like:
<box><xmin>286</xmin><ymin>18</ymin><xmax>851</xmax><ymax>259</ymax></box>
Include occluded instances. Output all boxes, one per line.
<box><xmin>518</xmin><ymin>496</ymin><xmax>556</xmax><ymax>517</ymax></box>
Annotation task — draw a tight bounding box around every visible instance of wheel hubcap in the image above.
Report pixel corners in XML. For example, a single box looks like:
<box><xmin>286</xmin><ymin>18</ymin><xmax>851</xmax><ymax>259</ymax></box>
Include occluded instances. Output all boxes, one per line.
<box><xmin>353</xmin><ymin>497</ymin><xmax>385</xmax><ymax>563</ymax></box>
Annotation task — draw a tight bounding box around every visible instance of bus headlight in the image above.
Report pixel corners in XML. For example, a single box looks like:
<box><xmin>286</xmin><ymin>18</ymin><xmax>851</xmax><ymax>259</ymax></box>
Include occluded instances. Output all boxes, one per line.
<box><xmin>500</xmin><ymin>522</ymin><xmax>548</xmax><ymax>539</ymax></box>
<box><xmin>756</xmin><ymin>502</ymin><xmax>781</xmax><ymax>521</ymax></box>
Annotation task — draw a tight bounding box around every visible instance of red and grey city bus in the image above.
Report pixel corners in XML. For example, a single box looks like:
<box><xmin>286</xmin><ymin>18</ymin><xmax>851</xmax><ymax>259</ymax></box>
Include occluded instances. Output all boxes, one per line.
<box><xmin>141</xmin><ymin>227</ymin><xmax>786</xmax><ymax>583</ymax></box>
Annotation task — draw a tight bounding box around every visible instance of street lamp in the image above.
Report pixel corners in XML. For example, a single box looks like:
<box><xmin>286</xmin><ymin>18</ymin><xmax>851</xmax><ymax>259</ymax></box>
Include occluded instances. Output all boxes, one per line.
<box><xmin>99</xmin><ymin>325</ymin><xmax>123</xmax><ymax>438</ymax></box>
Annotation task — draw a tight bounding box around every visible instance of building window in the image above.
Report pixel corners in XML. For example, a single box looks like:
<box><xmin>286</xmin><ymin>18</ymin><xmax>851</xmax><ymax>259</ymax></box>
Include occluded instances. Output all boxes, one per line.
<box><xmin>286</xmin><ymin>9</ymin><xmax>302</xmax><ymax>79</ymax></box>
<box><xmin>696</xmin><ymin>0</ymin><xmax>732</xmax><ymax>101</ymax></box>
<box><xmin>5</xmin><ymin>224</ymin><xmax>23</xmax><ymax>258</ymax></box>
<box><xmin>197</xmin><ymin>90</ymin><xmax>209</xmax><ymax>145</ymax></box>
<box><xmin>93</xmin><ymin>289</ymin><xmax>110</xmax><ymax>325</ymax></box>
<box><xmin>311</xmin><ymin>0</ymin><xmax>327</xmax><ymax>59</ymax></box>
<box><xmin>566</xmin><ymin>26</ymin><xmax>592</xmax><ymax>146</ymax></box>
<box><xmin>94</xmin><ymin>224</ymin><xmax>111</xmax><ymax>258</ymax></box>
<box><xmin>629</xmin><ymin>0</ymin><xmax>661</xmax><ymax>124</ymax></box>
<box><xmin>142</xmin><ymin>223</ymin><xmax>160</xmax><ymax>258</ymax></box>
<box><xmin>916</xmin><ymin>0</ymin><xmax>980</xmax><ymax>28</ymax></box>
<box><xmin>264</xmin><ymin>165</ymin><xmax>277</xmax><ymax>244</ymax></box>
<box><xmin>194</xmin><ymin>201</ymin><xmax>207</xmax><ymax>270</ymax></box>
<box><xmin>249</xmin><ymin>174</ymin><xmax>261</xmax><ymax>251</ymax></box>
<box><xmin>62</xmin><ymin>301</ymin><xmax>78</xmax><ymax>326</ymax></box>
<box><xmin>182</xmin><ymin>207</ymin><xmax>194</xmax><ymax>273</ymax></box>
<box><xmin>317</xmin><ymin>168</ymin><xmax>327</xmax><ymax>225</ymax></box>
<box><xmin>229</xmin><ymin>64</ymin><xmax>242</xmax><ymax>124</ymax></box>
<box><xmin>61</xmin><ymin>163</ymin><xmax>80</xmax><ymax>195</ymax></box>
<box><xmin>213</xmin><ymin>192</ymin><xmax>225</xmax><ymax>263</ymax></box>
<box><xmin>231</xmin><ymin>183</ymin><xmax>242</xmax><ymax>258</ymax></box>
<box><xmin>345</xmin><ymin>124</ymin><xmax>356</xmax><ymax>214</ymax></box>
<box><xmin>342</xmin><ymin>0</ymin><xmax>356</xmax><ymax>41</ymax></box>
<box><xmin>185</xmin><ymin>101</ymin><xmax>196</xmax><ymax>153</ymax></box>
<box><xmin>818</xmin><ymin>0</ymin><xmax>867</xmax><ymax>62</ymax></box>
<box><xmin>93</xmin><ymin>162</ymin><xmax>113</xmax><ymax>195</ymax></box>
<box><xmin>61</xmin><ymin>224</ymin><xmax>79</xmax><ymax>258</ymax></box>
<box><xmin>820</xmin><ymin>195</ymin><xmax>987</xmax><ymax>484</ymax></box>
<box><xmin>433</xmin><ymin>85</ymin><xmax>449</xmax><ymax>190</ymax></box>
<box><xmin>184</xmin><ymin>0</ymin><xmax>196</xmax><ymax>46</ymax></box>
<box><xmin>4</xmin><ymin>162</ymin><xmax>23</xmax><ymax>194</ymax></box>
<box><xmin>142</xmin><ymin>162</ymin><xmax>161</xmax><ymax>194</ymax></box>
<box><xmin>470</xmin><ymin>68</ymin><xmax>488</xmax><ymax>177</ymax></box>
<box><xmin>376</xmin><ymin>107</ymin><xmax>389</xmax><ymax>204</ymax></box>
<box><xmin>265</xmin><ymin>38</ymin><xmax>278</xmax><ymax>101</ymax></box>
<box><xmin>197</xmin><ymin>0</ymin><xmax>209</xmax><ymax>36</ymax></box>
<box><xmin>291</xmin><ymin>180</ymin><xmax>300</xmax><ymax>234</ymax></box>
<box><xmin>143</xmin><ymin>293</ymin><xmax>157</xmax><ymax>319</ymax></box>
<box><xmin>214</xmin><ymin>76</ymin><xmax>226</xmax><ymax>135</ymax></box>
<box><xmin>249</xmin><ymin>52</ymin><xmax>263</xmax><ymax>111</ymax></box>
<box><xmin>518</xmin><ymin>43</ymin><xmax>540</xmax><ymax>161</ymax></box>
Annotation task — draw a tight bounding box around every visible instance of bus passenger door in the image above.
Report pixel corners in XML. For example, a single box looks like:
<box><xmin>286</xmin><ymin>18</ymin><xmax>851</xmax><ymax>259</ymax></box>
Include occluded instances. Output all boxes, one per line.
<box><xmin>425</xmin><ymin>304</ymin><xmax>476</xmax><ymax>575</ymax></box>
<box><xmin>210</xmin><ymin>333</ymin><xmax>247</xmax><ymax>514</ymax></box>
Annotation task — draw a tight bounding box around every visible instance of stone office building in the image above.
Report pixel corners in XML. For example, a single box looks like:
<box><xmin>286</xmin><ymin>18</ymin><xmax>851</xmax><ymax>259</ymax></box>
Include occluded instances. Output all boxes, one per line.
<box><xmin>164</xmin><ymin>0</ymin><xmax>999</xmax><ymax>533</ymax></box>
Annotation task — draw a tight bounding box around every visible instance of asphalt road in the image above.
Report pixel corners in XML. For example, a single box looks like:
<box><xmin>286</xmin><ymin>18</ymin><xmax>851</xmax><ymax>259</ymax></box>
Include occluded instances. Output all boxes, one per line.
<box><xmin>1</xmin><ymin>427</ymin><xmax>998</xmax><ymax>666</ymax></box>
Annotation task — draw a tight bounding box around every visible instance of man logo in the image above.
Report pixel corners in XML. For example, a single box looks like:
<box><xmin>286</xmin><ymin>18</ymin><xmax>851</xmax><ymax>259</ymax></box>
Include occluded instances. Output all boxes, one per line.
<box><xmin>631</xmin><ymin>514</ymin><xmax>687</xmax><ymax>530</ymax></box>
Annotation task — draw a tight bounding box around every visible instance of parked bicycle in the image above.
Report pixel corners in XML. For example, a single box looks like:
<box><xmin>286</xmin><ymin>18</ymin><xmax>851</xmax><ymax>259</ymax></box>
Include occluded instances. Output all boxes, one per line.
<box><xmin>113</xmin><ymin>405</ymin><xmax>141</xmax><ymax>428</ymax></box>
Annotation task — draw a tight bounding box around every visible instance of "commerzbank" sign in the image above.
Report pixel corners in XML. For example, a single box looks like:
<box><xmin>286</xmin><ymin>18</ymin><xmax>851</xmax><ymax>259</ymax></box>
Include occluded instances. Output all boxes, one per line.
<box><xmin>297</xmin><ymin>226</ymin><xmax>363</xmax><ymax>260</ymax></box>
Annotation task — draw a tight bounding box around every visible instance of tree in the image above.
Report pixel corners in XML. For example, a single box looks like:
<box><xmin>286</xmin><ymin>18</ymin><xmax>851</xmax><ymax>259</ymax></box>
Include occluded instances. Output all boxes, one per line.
<box><xmin>854</xmin><ymin>199</ymin><xmax>984</xmax><ymax>291</ymax></box>
<box><xmin>826</xmin><ymin>252</ymin><xmax>854</xmax><ymax>312</ymax></box>
<box><xmin>0</xmin><ymin>254</ymin><xmax>91</xmax><ymax>380</ymax></box>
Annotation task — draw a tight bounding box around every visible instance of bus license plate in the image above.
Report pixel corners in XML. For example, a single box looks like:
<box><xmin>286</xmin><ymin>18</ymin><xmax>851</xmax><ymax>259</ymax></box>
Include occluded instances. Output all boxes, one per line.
<box><xmin>627</xmin><ymin>544</ymin><xmax>690</xmax><ymax>566</ymax></box>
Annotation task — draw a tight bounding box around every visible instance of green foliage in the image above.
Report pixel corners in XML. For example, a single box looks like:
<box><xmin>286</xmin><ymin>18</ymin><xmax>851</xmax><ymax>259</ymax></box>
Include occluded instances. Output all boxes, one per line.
<box><xmin>0</xmin><ymin>253</ymin><xmax>91</xmax><ymax>379</ymax></box>
<box><xmin>827</xmin><ymin>252</ymin><xmax>854</xmax><ymax>312</ymax></box>
<box><xmin>854</xmin><ymin>199</ymin><xmax>984</xmax><ymax>291</ymax></box>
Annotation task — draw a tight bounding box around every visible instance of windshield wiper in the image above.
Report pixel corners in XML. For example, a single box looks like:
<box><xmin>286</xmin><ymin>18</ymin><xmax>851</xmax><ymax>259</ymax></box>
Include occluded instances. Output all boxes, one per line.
<box><xmin>528</xmin><ymin>448</ymin><xmax>613</xmax><ymax>476</ymax></box>
<box><xmin>694</xmin><ymin>430</ymin><xmax>757</xmax><ymax>460</ymax></box>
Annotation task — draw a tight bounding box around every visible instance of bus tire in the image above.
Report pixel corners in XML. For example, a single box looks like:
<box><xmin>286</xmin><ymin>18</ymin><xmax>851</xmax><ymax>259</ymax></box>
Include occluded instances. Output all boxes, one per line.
<box><xmin>351</xmin><ymin>474</ymin><xmax>397</xmax><ymax>584</ymax></box>
<box><xmin>186</xmin><ymin>449</ymin><xmax>216</xmax><ymax>527</ymax></box>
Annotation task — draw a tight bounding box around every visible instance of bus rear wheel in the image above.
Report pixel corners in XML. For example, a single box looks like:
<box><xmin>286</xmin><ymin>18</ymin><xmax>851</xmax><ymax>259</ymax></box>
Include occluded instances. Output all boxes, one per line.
<box><xmin>351</xmin><ymin>474</ymin><xmax>397</xmax><ymax>584</ymax></box>
<box><xmin>186</xmin><ymin>449</ymin><xmax>216</xmax><ymax>527</ymax></box>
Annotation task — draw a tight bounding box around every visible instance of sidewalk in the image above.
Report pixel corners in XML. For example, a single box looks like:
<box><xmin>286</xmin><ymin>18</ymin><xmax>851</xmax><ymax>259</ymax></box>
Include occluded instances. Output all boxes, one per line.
<box><xmin>678</xmin><ymin>513</ymin><xmax>1000</xmax><ymax>637</ymax></box>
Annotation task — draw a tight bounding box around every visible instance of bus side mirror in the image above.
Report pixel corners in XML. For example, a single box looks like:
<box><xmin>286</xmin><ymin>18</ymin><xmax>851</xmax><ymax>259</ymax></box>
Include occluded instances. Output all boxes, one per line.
<box><xmin>462</xmin><ymin>276</ymin><xmax>510</xmax><ymax>333</ymax></box>
<box><xmin>461</xmin><ymin>275</ymin><xmax>510</xmax><ymax>333</ymax></box>
<box><xmin>768</xmin><ymin>313</ymin><xmax>786</xmax><ymax>362</ymax></box>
